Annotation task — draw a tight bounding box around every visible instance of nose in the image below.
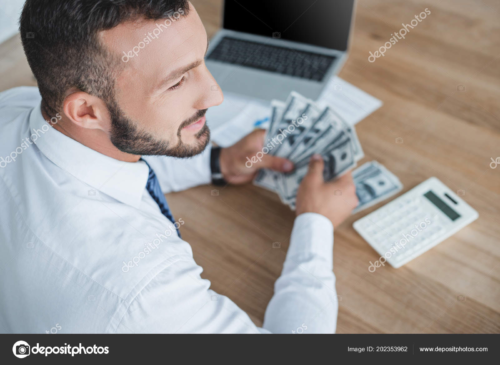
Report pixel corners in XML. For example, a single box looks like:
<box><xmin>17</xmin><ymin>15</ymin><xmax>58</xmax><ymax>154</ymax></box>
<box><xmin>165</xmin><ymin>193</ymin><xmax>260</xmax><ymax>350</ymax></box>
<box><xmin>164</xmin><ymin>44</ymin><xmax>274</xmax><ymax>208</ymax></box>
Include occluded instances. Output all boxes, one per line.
<box><xmin>193</xmin><ymin>64</ymin><xmax>224</xmax><ymax>110</ymax></box>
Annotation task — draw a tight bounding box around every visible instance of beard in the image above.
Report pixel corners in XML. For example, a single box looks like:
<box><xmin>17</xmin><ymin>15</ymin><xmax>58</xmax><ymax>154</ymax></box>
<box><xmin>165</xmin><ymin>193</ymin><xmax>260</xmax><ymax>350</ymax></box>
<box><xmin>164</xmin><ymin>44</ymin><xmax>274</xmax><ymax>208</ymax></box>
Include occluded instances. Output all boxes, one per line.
<box><xmin>107</xmin><ymin>97</ymin><xmax>210</xmax><ymax>158</ymax></box>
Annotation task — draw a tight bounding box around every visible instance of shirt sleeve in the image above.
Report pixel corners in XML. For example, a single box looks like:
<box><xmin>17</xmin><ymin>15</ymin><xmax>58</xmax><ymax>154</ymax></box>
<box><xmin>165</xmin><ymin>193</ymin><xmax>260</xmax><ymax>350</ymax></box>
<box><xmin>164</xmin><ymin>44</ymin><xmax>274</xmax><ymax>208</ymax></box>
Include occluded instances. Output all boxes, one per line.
<box><xmin>263</xmin><ymin>213</ymin><xmax>338</xmax><ymax>333</ymax></box>
<box><xmin>142</xmin><ymin>146</ymin><xmax>212</xmax><ymax>194</ymax></box>
<box><xmin>112</xmin><ymin>213</ymin><xmax>338</xmax><ymax>334</ymax></box>
<box><xmin>112</xmin><ymin>256</ymin><xmax>265</xmax><ymax>334</ymax></box>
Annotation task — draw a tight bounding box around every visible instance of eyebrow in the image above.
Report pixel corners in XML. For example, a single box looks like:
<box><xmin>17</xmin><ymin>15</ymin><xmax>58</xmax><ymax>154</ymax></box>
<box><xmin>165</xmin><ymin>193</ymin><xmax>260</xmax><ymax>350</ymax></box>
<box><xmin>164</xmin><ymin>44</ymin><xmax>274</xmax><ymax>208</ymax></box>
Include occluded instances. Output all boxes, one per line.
<box><xmin>154</xmin><ymin>36</ymin><xmax>210</xmax><ymax>93</ymax></box>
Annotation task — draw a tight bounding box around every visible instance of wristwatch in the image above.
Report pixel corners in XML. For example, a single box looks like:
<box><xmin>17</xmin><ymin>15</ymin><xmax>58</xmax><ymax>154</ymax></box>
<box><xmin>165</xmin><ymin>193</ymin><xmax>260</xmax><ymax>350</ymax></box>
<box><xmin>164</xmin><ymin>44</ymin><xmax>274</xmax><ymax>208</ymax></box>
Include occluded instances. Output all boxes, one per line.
<box><xmin>210</xmin><ymin>146</ymin><xmax>227</xmax><ymax>186</ymax></box>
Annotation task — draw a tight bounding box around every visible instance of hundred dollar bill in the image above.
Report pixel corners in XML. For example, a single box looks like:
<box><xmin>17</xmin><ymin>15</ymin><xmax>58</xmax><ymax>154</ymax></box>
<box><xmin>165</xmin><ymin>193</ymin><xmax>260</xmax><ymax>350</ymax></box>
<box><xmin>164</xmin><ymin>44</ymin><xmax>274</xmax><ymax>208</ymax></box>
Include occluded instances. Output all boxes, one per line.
<box><xmin>256</xmin><ymin>101</ymin><xmax>287</xmax><ymax>192</ymax></box>
<box><xmin>267</xmin><ymin>92</ymin><xmax>309</xmax><ymax>146</ymax></box>
<box><xmin>264</xmin><ymin>100</ymin><xmax>286</xmax><ymax>146</ymax></box>
<box><xmin>258</xmin><ymin>93</ymin><xmax>315</xmax><ymax>196</ymax></box>
<box><xmin>272</xmin><ymin>102</ymin><xmax>322</xmax><ymax>158</ymax></box>
<box><xmin>280</xmin><ymin>136</ymin><xmax>357</xmax><ymax>203</ymax></box>
<box><xmin>288</xmin><ymin>107</ymin><xmax>346</xmax><ymax>162</ymax></box>
<box><xmin>330</xmin><ymin>108</ymin><xmax>364</xmax><ymax>162</ymax></box>
<box><xmin>352</xmin><ymin>161</ymin><xmax>403</xmax><ymax>214</ymax></box>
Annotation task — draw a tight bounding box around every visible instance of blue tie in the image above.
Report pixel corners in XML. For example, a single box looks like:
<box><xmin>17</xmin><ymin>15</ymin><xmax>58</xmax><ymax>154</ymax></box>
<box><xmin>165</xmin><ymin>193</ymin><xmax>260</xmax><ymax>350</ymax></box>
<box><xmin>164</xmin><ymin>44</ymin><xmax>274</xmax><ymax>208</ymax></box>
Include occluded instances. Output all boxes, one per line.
<box><xmin>141</xmin><ymin>159</ymin><xmax>181</xmax><ymax>238</ymax></box>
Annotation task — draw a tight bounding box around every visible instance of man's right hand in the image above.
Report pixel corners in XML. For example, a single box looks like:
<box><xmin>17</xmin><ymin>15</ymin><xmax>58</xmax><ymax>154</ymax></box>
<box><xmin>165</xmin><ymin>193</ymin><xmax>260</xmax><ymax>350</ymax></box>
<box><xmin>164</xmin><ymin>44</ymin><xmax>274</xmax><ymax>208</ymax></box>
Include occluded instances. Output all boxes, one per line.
<box><xmin>295</xmin><ymin>154</ymin><xmax>359</xmax><ymax>227</ymax></box>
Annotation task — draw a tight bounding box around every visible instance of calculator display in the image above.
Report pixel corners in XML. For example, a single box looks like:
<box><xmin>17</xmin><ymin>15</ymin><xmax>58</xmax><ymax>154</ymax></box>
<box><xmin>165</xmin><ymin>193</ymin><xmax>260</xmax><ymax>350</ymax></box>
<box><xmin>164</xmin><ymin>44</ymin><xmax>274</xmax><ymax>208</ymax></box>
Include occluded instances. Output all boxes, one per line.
<box><xmin>424</xmin><ymin>191</ymin><xmax>461</xmax><ymax>221</ymax></box>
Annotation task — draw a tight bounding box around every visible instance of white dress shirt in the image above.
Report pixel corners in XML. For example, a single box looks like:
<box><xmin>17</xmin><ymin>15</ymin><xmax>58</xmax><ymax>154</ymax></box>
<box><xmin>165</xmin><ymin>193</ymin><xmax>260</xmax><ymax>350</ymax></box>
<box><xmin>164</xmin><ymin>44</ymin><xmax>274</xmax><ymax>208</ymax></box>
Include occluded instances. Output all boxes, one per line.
<box><xmin>0</xmin><ymin>87</ymin><xmax>338</xmax><ymax>334</ymax></box>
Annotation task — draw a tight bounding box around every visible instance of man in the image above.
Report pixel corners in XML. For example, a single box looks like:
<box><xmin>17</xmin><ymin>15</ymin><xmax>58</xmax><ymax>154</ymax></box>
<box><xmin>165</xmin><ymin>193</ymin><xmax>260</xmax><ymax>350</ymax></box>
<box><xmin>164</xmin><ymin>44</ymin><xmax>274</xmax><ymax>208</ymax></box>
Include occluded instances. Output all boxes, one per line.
<box><xmin>0</xmin><ymin>0</ymin><xmax>358</xmax><ymax>333</ymax></box>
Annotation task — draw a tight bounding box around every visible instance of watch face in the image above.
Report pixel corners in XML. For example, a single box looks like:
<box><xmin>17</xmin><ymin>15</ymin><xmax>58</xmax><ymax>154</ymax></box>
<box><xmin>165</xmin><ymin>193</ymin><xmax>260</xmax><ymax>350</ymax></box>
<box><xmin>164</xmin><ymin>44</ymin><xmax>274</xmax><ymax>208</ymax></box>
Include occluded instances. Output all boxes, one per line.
<box><xmin>210</xmin><ymin>147</ymin><xmax>222</xmax><ymax>174</ymax></box>
<box><xmin>212</xmin><ymin>178</ymin><xmax>227</xmax><ymax>187</ymax></box>
<box><xmin>210</xmin><ymin>147</ymin><xmax>226</xmax><ymax>186</ymax></box>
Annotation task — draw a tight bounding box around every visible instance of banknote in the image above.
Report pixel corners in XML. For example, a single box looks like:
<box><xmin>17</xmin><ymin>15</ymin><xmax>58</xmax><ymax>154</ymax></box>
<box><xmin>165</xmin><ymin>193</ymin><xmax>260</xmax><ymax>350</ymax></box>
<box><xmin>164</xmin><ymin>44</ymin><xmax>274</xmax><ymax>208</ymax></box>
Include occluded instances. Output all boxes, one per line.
<box><xmin>267</xmin><ymin>92</ymin><xmax>309</xmax><ymax>146</ymax></box>
<box><xmin>264</xmin><ymin>100</ymin><xmax>286</xmax><ymax>146</ymax></box>
<box><xmin>352</xmin><ymin>161</ymin><xmax>403</xmax><ymax>214</ymax></box>
<box><xmin>288</xmin><ymin>107</ymin><xmax>346</xmax><ymax>162</ymax></box>
<box><xmin>256</xmin><ymin>101</ymin><xmax>287</xmax><ymax>192</ymax></box>
<box><xmin>272</xmin><ymin>102</ymin><xmax>322</xmax><ymax>158</ymax></box>
<box><xmin>280</xmin><ymin>137</ymin><xmax>357</xmax><ymax>204</ymax></box>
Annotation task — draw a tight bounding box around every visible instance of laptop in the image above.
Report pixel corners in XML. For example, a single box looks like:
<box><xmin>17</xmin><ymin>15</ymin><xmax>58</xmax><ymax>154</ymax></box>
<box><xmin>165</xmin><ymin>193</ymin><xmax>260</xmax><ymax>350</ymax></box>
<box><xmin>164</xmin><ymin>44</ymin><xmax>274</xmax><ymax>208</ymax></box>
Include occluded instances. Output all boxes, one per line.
<box><xmin>206</xmin><ymin>0</ymin><xmax>356</xmax><ymax>101</ymax></box>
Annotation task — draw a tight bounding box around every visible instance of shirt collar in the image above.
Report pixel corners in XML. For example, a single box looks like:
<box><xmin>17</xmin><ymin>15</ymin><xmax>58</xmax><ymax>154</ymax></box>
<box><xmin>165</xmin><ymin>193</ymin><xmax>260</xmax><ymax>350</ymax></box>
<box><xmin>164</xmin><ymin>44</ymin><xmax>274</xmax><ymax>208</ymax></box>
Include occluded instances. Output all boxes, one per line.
<box><xmin>29</xmin><ymin>103</ymin><xmax>149</xmax><ymax>208</ymax></box>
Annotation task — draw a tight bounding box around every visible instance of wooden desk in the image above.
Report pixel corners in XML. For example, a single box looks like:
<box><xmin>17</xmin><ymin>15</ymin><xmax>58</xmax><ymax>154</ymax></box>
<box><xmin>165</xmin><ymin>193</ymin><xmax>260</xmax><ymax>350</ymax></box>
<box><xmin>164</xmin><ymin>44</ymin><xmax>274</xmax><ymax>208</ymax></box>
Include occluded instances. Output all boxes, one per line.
<box><xmin>1</xmin><ymin>0</ymin><xmax>498</xmax><ymax>333</ymax></box>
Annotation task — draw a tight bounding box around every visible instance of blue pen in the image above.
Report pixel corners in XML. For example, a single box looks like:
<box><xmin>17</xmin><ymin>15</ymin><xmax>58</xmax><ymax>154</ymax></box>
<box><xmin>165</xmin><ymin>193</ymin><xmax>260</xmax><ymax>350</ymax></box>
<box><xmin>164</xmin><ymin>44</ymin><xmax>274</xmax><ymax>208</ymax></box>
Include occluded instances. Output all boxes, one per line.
<box><xmin>253</xmin><ymin>117</ymin><xmax>270</xmax><ymax>128</ymax></box>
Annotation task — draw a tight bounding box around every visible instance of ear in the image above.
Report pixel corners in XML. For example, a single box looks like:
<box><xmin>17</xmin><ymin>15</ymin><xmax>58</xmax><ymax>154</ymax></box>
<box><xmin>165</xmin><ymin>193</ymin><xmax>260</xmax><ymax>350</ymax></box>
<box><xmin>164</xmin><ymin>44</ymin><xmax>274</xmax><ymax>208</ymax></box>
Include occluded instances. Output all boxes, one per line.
<box><xmin>62</xmin><ymin>91</ymin><xmax>110</xmax><ymax>131</ymax></box>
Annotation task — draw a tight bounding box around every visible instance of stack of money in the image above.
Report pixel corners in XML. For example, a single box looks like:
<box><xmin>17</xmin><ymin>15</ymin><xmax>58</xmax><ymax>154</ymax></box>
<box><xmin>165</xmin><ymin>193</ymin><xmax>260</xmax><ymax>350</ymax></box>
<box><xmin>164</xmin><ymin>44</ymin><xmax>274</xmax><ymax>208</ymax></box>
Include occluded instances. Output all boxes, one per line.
<box><xmin>254</xmin><ymin>91</ymin><xmax>364</xmax><ymax>210</ymax></box>
<box><xmin>254</xmin><ymin>91</ymin><xmax>403</xmax><ymax>213</ymax></box>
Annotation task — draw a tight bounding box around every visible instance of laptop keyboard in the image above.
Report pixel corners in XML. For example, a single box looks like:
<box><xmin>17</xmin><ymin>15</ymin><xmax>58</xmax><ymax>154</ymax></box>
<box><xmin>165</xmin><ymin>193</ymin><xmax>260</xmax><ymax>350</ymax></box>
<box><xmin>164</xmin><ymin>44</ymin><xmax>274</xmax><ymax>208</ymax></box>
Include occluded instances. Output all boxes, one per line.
<box><xmin>207</xmin><ymin>37</ymin><xmax>336</xmax><ymax>82</ymax></box>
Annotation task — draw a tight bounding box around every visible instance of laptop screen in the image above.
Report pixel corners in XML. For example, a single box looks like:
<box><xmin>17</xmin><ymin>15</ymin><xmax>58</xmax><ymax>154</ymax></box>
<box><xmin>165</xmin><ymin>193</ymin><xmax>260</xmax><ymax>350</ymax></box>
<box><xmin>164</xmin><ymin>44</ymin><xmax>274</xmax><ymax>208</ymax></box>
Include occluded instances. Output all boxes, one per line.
<box><xmin>223</xmin><ymin>0</ymin><xmax>355</xmax><ymax>51</ymax></box>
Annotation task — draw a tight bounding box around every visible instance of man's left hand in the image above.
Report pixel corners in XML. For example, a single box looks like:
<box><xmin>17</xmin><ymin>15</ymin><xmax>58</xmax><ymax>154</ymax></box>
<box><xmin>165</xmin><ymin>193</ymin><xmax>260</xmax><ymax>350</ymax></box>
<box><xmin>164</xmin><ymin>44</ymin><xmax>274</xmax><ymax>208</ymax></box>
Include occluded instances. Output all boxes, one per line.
<box><xmin>219</xmin><ymin>129</ymin><xmax>294</xmax><ymax>185</ymax></box>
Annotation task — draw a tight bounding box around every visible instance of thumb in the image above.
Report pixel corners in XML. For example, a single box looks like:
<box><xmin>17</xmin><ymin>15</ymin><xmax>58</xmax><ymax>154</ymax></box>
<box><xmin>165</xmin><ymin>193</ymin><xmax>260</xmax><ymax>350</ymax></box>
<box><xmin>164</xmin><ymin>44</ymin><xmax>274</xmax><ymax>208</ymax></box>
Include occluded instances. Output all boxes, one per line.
<box><xmin>333</xmin><ymin>171</ymin><xmax>354</xmax><ymax>185</ymax></box>
<box><xmin>305</xmin><ymin>154</ymin><xmax>325</xmax><ymax>184</ymax></box>
<box><xmin>258</xmin><ymin>154</ymin><xmax>294</xmax><ymax>172</ymax></box>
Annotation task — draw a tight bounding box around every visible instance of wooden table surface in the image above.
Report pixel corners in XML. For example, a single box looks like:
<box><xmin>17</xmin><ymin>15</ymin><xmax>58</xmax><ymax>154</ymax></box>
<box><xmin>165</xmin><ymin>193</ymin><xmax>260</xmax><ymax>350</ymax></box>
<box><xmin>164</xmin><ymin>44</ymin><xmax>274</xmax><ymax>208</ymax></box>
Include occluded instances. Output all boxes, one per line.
<box><xmin>1</xmin><ymin>0</ymin><xmax>499</xmax><ymax>333</ymax></box>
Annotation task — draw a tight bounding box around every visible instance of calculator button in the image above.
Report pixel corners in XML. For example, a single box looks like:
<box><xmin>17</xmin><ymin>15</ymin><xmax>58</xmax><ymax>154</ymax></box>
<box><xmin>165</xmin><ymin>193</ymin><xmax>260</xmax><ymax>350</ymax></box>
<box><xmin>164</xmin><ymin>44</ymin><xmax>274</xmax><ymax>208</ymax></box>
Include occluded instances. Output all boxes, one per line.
<box><xmin>360</xmin><ymin>222</ymin><xmax>370</xmax><ymax>230</ymax></box>
<box><xmin>390</xmin><ymin>229</ymin><xmax>401</xmax><ymax>236</ymax></box>
<box><xmin>430</xmin><ymin>230</ymin><xmax>444</xmax><ymax>239</ymax></box>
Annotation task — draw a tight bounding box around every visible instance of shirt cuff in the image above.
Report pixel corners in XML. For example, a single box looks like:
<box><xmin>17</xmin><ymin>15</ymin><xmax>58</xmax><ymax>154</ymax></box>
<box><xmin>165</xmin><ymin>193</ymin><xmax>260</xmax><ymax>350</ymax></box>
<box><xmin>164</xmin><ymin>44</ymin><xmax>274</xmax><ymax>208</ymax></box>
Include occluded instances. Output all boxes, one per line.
<box><xmin>287</xmin><ymin>213</ymin><xmax>334</xmax><ymax>266</ymax></box>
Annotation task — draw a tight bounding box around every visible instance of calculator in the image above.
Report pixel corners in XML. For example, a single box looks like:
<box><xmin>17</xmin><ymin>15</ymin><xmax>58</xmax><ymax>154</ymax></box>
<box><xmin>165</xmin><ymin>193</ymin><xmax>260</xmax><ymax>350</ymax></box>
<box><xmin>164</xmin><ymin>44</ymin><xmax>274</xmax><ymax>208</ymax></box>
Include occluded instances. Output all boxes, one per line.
<box><xmin>353</xmin><ymin>177</ymin><xmax>479</xmax><ymax>268</ymax></box>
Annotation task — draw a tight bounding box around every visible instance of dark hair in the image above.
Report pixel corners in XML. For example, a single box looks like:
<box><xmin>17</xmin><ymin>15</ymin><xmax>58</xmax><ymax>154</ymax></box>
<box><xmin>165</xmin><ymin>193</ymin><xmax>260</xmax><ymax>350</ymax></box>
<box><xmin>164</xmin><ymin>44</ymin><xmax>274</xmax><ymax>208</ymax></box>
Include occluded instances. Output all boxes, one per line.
<box><xmin>20</xmin><ymin>0</ymin><xmax>189</xmax><ymax>117</ymax></box>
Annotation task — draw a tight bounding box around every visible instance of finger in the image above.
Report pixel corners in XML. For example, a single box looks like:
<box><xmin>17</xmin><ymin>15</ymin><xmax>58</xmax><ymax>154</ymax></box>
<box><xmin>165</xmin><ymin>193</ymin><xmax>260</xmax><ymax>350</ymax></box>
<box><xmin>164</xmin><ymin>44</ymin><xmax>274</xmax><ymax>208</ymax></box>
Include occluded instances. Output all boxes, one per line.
<box><xmin>332</xmin><ymin>171</ymin><xmax>354</xmax><ymax>185</ymax></box>
<box><xmin>252</xmin><ymin>128</ymin><xmax>267</xmax><ymax>137</ymax></box>
<box><xmin>305</xmin><ymin>154</ymin><xmax>325</xmax><ymax>184</ymax></box>
<box><xmin>258</xmin><ymin>154</ymin><xmax>294</xmax><ymax>172</ymax></box>
<box><xmin>249</xmin><ymin>128</ymin><xmax>266</xmax><ymax>142</ymax></box>
<box><xmin>227</xmin><ymin>171</ymin><xmax>258</xmax><ymax>185</ymax></box>
<box><xmin>328</xmin><ymin>171</ymin><xmax>356</xmax><ymax>198</ymax></box>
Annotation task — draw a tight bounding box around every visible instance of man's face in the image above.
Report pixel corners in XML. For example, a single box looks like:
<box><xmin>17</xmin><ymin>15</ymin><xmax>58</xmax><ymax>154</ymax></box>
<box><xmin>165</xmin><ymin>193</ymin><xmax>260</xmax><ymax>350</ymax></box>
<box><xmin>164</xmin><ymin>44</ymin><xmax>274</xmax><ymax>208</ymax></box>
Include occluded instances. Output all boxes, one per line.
<box><xmin>101</xmin><ymin>3</ymin><xmax>223</xmax><ymax>157</ymax></box>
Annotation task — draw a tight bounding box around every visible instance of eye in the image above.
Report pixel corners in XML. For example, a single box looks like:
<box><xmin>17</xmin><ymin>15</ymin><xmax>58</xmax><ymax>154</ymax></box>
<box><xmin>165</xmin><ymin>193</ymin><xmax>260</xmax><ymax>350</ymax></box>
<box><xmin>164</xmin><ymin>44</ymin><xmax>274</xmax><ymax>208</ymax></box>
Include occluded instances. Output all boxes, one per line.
<box><xmin>169</xmin><ymin>76</ymin><xmax>185</xmax><ymax>90</ymax></box>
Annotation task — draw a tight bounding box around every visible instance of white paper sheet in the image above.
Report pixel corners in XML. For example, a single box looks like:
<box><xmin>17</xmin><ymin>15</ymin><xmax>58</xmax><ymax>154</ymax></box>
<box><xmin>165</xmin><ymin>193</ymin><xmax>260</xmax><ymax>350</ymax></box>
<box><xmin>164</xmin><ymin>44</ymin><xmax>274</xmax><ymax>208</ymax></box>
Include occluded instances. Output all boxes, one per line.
<box><xmin>210</xmin><ymin>101</ymin><xmax>270</xmax><ymax>147</ymax></box>
<box><xmin>317</xmin><ymin>77</ymin><xmax>383</xmax><ymax>125</ymax></box>
<box><xmin>208</xmin><ymin>76</ymin><xmax>382</xmax><ymax>147</ymax></box>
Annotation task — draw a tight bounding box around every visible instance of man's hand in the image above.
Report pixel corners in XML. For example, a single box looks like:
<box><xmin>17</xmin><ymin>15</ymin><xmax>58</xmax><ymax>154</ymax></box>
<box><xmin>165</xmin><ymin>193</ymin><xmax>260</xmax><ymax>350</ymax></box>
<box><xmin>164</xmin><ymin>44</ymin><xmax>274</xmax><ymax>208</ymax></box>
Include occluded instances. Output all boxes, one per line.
<box><xmin>296</xmin><ymin>154</ymin><xmax>359</xmax><ymax>227</ymax></box>
<box><xmin>219</xmin><ymin>129</ymin><xmax>294</xmax><ymax>185</ymax></box>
